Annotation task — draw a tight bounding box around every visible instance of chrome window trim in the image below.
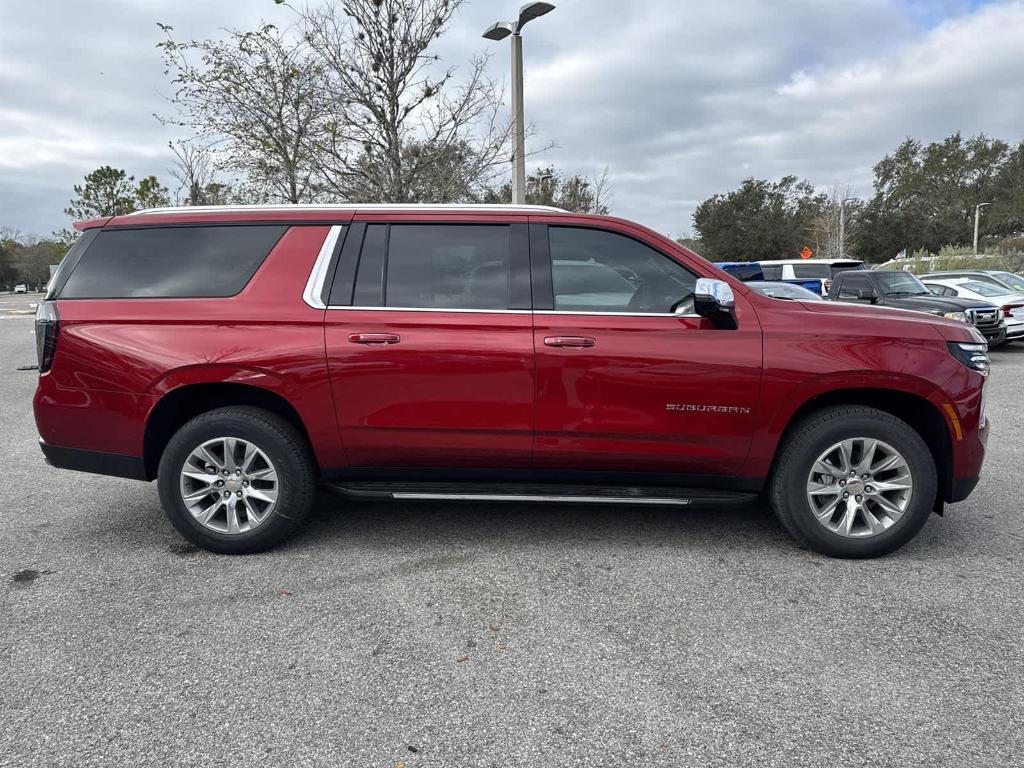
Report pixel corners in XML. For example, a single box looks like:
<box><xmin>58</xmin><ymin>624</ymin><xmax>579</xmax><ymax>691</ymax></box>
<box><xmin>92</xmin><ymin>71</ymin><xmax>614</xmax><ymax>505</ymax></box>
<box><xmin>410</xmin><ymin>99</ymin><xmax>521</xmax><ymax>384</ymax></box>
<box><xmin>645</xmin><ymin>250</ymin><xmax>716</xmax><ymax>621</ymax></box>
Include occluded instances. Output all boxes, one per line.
<box><xmin>322</xmin><ymin>305</ymin><xmax>699</xmax><ymax>318</ymax></box>
<box><xmin>536</xmin><ymin>310</ymin><xmax>701</xmax><ymax>318</ymax></box>
<box><xmin>326</xmin><ymin>305</ymin><xmax>530</xmax><ymax>314</ymax></box>
<box><xmin>302</xmin><ymin>225</ymin><xmax>345</xmax><ymax>309</ymax></box>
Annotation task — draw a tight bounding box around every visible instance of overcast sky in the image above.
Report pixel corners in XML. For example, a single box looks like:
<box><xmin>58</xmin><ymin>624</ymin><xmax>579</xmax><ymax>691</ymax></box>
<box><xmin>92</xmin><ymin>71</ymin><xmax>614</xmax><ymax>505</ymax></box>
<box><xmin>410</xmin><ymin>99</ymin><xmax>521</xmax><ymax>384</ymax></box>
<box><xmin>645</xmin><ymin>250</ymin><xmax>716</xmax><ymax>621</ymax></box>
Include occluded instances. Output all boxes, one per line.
<box><xmin>1</xmin><ymin>0</ymin><xmax>1022</xmax><ymax>237</ymax></box>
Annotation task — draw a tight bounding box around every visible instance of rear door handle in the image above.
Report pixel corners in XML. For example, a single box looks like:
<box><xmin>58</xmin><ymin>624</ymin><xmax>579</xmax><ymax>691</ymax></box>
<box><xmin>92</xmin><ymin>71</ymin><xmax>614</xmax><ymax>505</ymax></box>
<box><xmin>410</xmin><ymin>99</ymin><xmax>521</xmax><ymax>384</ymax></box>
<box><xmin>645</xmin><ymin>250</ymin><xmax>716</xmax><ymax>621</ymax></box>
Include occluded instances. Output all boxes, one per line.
<box><xmin>544</xmin><ymin>336</ymin><xmax>596</xmax><ymax>348</ymax></box>
<box><xmin>349</xmin><ymin>333</ymin><xmax>400</xmax><ymax>345</ymax></box>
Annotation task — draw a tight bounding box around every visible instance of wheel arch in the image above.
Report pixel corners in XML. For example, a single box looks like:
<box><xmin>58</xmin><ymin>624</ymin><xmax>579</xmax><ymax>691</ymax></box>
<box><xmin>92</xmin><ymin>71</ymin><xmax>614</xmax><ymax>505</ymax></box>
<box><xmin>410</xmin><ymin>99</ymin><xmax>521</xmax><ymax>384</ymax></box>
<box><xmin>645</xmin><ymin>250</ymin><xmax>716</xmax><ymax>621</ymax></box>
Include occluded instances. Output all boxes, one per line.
<box><xmin>143</xmin><ymin>382</ymin><xmax>316</xmax><ymax>480</ymax></box>
<box><xmin>770</xmin><ymin>387</ymin><xmax>952</xmax><ymax>509</ymax></box>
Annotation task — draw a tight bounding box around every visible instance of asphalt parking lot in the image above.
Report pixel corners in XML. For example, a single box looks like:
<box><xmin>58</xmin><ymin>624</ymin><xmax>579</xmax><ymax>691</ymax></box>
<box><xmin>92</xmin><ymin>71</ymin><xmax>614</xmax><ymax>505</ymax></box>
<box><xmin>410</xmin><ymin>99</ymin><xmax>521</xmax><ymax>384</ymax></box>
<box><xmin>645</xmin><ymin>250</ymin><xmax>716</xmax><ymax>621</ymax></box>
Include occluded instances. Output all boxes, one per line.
<box><xmin>1</xmin><ymin>290</ymin><xmax>1022</xmax><ymax>767</ymax></box>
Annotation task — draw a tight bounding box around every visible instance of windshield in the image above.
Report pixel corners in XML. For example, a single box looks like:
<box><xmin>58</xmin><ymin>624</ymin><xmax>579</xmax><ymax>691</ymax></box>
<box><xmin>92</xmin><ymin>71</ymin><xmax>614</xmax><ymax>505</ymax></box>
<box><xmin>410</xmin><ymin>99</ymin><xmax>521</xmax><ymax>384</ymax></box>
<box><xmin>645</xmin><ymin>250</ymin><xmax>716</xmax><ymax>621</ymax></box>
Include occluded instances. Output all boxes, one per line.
<box><xmin>873</xmin><ymin>271</ymin><xmax>929</xmax><ymax>296</ymax></box>
<box><xmin>960</xmin><ymin>280</ymin><xmax>1006</xmax><ymax>297</ymax></box>
<box><xmin>994</xmin><ymin>272</ymin><xmax>1024</xmax><ymax>292</ymax></box>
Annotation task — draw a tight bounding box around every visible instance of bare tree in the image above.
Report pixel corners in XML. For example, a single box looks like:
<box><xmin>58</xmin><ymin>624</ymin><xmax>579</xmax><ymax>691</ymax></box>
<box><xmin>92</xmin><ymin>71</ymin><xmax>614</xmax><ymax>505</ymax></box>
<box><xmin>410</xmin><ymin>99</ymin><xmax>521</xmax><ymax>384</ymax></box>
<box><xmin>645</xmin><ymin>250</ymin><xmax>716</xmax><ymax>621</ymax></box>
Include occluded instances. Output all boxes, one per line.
<box><xmin>483</xmin><ymin>166</ymin><xmax>613</xmax><ymax>214</ymax></box>
<box><xmin>811</xmin><ymin>184</ymin><xmax>860</xmax><ymax>260</ymax></box>
<box><xmin>169</xmin><ymin>140</ymin><xmax>213</xmax><ymax>205</ymax></box>
<box><xmin>157</xmin><ymin>22</ymin><xmax>326</xmax><ymax>203</ymax></box>
<box><xmin>296</xmin><ymin>0</ymin><xmax>514</xmax><ymax>202</ymax></box>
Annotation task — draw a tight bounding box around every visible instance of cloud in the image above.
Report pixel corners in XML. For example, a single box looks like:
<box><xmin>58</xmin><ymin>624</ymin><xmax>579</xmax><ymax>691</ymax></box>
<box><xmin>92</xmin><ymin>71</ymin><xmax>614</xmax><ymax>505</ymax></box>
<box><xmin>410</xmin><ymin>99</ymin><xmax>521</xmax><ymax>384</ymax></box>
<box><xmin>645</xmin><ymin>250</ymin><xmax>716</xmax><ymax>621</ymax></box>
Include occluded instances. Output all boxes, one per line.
<box><xmin>0</xmin><ymin>0</ymin><xmax>1021</xmax><ymax>237</ymax></box>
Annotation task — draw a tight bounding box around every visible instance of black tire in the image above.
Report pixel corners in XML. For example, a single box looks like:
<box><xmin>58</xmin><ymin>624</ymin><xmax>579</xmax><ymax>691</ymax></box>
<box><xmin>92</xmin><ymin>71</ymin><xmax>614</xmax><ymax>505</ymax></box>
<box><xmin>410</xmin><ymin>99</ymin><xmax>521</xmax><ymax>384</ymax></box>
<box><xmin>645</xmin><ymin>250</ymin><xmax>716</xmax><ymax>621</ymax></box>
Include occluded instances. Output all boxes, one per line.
<box><xmin>157</xmin><ymin>407</ymin><xmax>316</xmax><ymax>554</ymax></box>
<box><xmin>987</xmin><ymin>329</ymin><xmax>1007</xmax><ymax>349</ymax></box>
<box><xmin>769</xmin><ymin>406</ymin><xmax>937</xmax><ymax>558</ymax></box>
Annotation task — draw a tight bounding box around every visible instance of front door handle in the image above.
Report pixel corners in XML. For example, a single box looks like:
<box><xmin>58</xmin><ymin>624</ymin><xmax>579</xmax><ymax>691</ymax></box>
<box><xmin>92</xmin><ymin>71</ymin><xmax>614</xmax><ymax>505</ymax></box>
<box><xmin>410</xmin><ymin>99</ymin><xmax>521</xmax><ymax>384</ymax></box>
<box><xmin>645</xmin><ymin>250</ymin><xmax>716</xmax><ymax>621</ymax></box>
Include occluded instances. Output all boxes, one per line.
<box><xmin>544</xmin><ymin>336</ymin><xmax>596</xmax><ymax>348</ymax></box>
<box><xmin>349</xmin><ymin>333</ymin><xmax>400</xmax><ymax>345</ymax></box>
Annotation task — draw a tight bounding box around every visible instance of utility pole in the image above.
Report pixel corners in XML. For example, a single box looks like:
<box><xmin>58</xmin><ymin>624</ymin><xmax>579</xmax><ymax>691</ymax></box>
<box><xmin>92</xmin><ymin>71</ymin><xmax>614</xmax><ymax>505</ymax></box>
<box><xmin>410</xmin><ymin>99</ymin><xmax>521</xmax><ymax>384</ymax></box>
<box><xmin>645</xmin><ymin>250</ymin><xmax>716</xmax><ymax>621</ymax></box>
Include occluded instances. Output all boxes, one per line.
<box><xmin>974</xmin><ymin>202</ymin><xmax>992</xmax><ymax>255</ymax></box>
<box><xmin>483</xmin><ymin>3</ymin><xmax>556</xmax><ymax>205</ymax></box>
<box><xmin>510</xmin><ymin>34</ymin><xmax>525</xmax><ymax>204</ymax></box>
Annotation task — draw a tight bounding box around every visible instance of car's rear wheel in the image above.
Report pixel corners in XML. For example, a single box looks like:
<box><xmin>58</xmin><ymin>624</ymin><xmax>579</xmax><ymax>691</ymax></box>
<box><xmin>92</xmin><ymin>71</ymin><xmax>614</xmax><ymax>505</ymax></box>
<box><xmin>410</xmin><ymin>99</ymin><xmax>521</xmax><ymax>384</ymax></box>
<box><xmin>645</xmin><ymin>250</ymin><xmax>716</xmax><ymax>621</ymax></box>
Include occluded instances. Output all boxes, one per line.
<box><xmin>770</xmin><ymin>406</ymin><xmax>937</xmax><ymax>558</ymax></box>
<box><xmin>157</xmin><ymin>407</ymin><xmax>315</xmax><ymax>554</ymax></box>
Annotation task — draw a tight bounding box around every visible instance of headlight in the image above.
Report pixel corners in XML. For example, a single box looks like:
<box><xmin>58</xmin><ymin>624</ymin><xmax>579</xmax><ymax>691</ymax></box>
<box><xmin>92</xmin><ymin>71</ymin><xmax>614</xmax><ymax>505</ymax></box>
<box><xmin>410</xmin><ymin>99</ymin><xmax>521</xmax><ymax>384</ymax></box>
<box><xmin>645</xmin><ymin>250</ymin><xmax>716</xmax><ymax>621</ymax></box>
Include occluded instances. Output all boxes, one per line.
<box><xmin>943</xmin><ymin>311</ymin><xmax>968</xmax><ymax>322</ymax></box>
<box><xmin>947</xmin><ymin>341</ymin><xmax>990</xmax><ymax>375</ymax></box>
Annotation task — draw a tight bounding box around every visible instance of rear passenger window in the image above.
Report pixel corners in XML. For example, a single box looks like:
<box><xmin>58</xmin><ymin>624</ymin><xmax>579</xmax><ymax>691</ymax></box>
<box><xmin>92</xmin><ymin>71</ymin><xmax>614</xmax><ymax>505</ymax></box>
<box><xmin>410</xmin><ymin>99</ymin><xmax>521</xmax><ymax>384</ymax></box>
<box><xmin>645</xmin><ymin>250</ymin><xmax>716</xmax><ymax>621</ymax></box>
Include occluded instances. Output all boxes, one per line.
<box><xmin>59</xmin><ymin>225</ymin><xmax>286</xmax><ymax>299</ymax></box>
<box><xmin>383</xmin><ymin>225</ymin><xmax>510</xmax><ymax>310</ymax></box>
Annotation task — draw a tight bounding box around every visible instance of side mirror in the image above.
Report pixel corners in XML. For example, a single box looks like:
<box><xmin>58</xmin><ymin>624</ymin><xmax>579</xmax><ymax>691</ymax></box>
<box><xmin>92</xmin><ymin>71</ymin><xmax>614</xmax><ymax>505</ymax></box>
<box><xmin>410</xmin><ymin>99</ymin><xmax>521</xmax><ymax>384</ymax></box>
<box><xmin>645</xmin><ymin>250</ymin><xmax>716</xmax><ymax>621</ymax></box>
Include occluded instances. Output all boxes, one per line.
<box><xmin>693</xmin><ymin>278</ymin><xmax>737</xmax><ymax>329</ymax></box>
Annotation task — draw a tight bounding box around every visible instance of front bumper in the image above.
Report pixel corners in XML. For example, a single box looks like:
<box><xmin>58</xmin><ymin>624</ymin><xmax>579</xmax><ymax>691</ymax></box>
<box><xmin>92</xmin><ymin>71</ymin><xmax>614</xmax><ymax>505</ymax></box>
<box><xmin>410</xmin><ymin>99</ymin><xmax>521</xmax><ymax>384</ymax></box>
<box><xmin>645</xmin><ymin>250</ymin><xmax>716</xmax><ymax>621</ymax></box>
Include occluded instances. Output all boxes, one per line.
<box><xmin>1004</xmin><ymin>319</ymin><xmax>1024</xmax><ymax>340</ymax></box>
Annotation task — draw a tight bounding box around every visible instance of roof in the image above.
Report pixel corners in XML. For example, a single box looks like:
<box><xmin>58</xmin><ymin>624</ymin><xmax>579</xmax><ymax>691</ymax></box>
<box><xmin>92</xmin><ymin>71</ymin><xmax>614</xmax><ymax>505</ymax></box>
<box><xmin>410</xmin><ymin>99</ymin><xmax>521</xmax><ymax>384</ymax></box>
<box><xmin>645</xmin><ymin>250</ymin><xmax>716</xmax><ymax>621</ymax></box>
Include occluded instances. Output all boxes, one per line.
<box><xmin>757</xmin><ymin>259</ymin><xmax>864</xmax><ymax>265</ymax></box>
<box><xmin>127</xmin><ymin>203</ymin><xmax>566</xmax><ymax>216</ymax></box>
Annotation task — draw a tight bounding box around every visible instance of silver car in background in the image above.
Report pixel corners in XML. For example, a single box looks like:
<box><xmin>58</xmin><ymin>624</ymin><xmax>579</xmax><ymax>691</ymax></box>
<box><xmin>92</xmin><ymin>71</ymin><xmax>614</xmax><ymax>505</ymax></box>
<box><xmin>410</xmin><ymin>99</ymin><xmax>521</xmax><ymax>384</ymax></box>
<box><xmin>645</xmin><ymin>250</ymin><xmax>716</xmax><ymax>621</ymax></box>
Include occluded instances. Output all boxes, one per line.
<box><xmin>922</xmin><ymin>276</ymin><xmax>1024</xmax><ymax>342</ymax></box>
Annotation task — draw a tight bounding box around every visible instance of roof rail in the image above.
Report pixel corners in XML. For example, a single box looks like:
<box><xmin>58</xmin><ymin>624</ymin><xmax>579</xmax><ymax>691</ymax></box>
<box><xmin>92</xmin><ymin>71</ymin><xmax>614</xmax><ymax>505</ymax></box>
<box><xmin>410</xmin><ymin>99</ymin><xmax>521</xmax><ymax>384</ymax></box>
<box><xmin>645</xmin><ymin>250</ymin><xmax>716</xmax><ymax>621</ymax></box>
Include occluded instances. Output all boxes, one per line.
<box><xmin>127</xmin><ymin>203</ymin><xmax>567</xmax><ymax>215</ymax></box>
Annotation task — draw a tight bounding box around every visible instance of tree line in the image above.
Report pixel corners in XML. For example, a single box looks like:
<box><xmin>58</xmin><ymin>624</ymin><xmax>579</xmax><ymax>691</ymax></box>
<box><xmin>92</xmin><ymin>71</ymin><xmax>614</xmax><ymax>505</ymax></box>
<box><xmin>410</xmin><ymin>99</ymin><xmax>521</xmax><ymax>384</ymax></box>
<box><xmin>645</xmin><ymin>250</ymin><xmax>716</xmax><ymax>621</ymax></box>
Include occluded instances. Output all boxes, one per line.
<box><xmin>688</xmin><ymin>133</ymin><xmax>1024</xmax><ymax>263</ymax></box>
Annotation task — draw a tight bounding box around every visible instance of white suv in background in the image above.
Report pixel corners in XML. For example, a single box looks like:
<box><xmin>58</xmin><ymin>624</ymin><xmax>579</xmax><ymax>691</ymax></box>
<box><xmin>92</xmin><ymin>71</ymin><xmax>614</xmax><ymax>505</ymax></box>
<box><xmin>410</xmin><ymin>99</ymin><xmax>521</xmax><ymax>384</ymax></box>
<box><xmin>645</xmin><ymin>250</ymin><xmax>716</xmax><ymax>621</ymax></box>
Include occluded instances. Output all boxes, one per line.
<box><xmin>921</xmin><ymin>276</ymin><xmax>1024</xmax><ymax>342</ymax></box>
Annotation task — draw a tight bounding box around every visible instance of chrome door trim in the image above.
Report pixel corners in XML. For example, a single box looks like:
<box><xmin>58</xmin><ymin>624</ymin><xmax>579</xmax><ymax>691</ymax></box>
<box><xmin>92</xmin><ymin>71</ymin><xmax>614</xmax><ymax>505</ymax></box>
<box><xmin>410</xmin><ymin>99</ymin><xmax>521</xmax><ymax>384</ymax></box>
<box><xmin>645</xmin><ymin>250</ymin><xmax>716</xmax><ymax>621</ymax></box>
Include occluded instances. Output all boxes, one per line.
<box><xmin>321</xmin><ymin>306</ymin><xmax>700</xmax><ymax>317</ymax></box>
<box><xmin>302</xmin><ymin>225</ymin><xmax>345</xmax><ymax>309</ymax></box>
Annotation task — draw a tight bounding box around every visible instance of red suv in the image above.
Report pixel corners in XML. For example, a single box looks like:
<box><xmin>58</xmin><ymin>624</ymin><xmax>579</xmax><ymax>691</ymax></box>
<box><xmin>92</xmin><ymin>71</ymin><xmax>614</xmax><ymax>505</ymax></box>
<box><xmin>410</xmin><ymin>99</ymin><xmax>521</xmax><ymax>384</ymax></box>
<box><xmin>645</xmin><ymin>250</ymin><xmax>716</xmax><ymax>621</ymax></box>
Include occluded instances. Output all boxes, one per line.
<box><xmin>34</xmin><ymin>205</ymin><xmax>989</xmax><ymax>557</ymax></box>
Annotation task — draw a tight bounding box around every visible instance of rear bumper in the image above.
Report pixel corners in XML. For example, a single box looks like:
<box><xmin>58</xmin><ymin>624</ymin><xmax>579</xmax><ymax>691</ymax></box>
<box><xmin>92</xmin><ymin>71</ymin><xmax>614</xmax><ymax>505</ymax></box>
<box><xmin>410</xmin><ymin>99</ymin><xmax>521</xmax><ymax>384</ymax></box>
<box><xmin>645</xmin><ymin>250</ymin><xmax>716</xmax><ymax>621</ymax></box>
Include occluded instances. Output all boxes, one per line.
<box><xmin>39</xmin><ymin>439</ymin><xmax>148</xmax><ymax>481</ymax></box>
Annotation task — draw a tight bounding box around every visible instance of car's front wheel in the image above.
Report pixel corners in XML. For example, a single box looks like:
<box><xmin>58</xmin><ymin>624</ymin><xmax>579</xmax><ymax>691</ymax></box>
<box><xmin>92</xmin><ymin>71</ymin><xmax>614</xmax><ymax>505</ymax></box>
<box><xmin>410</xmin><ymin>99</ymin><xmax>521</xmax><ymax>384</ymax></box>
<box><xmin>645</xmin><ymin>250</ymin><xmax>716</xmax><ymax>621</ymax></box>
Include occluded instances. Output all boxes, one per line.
<box><xmin>770</xmin><ymin>406</ymin><xmax>937</xmax><ymax>558</ymax></box>
<box><xmin>157</xmin><ymin>407</ymin><xmax>315</xmax><ymax>554</ymax></box>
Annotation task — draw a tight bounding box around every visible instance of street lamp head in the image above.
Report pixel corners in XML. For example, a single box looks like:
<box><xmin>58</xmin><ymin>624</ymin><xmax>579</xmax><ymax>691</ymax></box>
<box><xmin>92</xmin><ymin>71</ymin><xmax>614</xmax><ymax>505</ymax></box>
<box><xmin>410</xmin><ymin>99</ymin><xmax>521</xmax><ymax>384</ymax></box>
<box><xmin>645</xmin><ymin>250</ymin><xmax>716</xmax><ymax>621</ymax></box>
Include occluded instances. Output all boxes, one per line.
<box><xmin>977</xmin><ymin>202</ymin><xmax>993</xmax><ymax>209</ymax></box>
<box><xmin>517</xmin><ymin>2</ymin><xmax>555</xmax><ymax>31</ymax></box>
<box><xmin>482</xmin><ymin>21</ymin><xmax>515</xmax><ymax>41</ymax></box>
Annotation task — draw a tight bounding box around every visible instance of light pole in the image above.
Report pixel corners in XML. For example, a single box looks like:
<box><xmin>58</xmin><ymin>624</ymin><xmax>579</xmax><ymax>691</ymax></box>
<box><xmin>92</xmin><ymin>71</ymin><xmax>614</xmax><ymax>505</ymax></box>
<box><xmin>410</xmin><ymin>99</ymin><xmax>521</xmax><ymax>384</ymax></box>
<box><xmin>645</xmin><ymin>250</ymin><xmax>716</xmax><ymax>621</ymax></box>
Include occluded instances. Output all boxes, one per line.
<box><xmin>974</xmin><ymin>202</ymin><xmax>992</xmax><ymax>255</ymax></box>
<box><xmin>483</xmin><ymin>3</ymin><xmax>556</xmax><ymax>205</ymax></box>
<box><xmin>839</xmin><ymin>196</ymin><xmax>857</xmax><ymax>260</ymax></box>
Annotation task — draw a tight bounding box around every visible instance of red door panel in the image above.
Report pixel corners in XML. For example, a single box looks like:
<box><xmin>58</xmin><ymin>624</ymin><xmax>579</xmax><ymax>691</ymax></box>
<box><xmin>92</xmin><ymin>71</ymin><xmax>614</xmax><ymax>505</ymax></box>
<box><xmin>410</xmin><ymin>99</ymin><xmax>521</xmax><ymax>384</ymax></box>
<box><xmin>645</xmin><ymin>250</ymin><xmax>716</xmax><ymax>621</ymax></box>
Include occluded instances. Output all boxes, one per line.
<box><xmin>532</xmin><ymin>307</ymin><xmax>763</xmax><ymax>476</ymax></box>
<box><xmin>325</xmin><ymin>309</ymin><xmax>534</xmax><ymax>467</ymax></box>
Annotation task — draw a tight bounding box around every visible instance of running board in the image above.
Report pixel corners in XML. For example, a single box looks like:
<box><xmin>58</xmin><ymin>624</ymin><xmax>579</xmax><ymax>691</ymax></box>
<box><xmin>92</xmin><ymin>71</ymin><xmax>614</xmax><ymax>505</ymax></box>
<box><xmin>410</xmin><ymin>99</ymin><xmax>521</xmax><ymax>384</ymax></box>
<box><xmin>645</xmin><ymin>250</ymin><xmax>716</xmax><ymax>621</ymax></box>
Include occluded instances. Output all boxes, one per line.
<box><xmin>325</xmin><ymin>481</ymin><xmax>756</xmax><ymax>508</ymax></box>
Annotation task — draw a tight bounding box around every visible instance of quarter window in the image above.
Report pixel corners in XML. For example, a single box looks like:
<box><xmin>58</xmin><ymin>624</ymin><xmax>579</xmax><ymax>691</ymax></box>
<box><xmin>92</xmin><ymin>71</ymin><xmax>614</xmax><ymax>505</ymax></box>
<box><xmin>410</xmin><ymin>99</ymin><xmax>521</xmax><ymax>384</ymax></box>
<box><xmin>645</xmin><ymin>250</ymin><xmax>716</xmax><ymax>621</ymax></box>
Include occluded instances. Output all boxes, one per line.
<box><xmin>383</xmin><ymin>225</ymin><xmax>511</xmax><ymax>310</ymax></box>
<box><xmin>59</xmin><ymin>225</ymin><xmax>286</xmax><ymax>298</ymax></box>
<box><xmin>548</xmin><ymin>227</ymin><xmax>697</xmax><ymax>313</ymax></box>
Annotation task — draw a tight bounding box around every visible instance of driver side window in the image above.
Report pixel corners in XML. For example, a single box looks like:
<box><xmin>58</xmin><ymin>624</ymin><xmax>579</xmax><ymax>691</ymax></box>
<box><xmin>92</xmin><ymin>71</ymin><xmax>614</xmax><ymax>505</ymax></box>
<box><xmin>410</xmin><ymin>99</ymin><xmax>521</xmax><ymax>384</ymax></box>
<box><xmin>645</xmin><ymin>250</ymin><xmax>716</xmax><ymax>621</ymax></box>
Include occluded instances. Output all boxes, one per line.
<box><xmin>548</xmin><ymin>226</ymin><xmax>697</xmax><ymax>313</ymax></box>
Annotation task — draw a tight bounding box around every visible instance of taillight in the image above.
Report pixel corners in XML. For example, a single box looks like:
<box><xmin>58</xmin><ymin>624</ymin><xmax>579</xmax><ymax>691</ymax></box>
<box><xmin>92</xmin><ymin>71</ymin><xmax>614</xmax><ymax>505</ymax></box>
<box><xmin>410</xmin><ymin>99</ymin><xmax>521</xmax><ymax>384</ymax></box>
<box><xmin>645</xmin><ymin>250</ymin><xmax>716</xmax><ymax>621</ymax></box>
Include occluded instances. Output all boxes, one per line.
<box><xmin>1002</xmin><ymin>304</ymin><xmax>1022</xmax><ymax>315</ymax></box>
<box><xmin>35</xmin><ymin>301</ymin><xmax>60</xmax><ymax>373</ymax></box>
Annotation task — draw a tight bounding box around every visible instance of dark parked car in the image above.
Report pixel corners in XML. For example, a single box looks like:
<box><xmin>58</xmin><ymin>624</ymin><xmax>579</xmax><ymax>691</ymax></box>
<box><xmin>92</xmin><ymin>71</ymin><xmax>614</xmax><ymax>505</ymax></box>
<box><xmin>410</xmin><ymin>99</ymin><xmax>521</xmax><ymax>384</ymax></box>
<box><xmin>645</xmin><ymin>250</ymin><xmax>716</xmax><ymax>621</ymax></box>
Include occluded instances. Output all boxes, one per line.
<box><xmin>828</xmin><ymin>270</ymin><xmax>1007</xmax><ymax>347</ymax></box>
<box><xmin>35</xmin><ymin>204</ymin><xmax>989</xmax><ymax>558</ymax></box>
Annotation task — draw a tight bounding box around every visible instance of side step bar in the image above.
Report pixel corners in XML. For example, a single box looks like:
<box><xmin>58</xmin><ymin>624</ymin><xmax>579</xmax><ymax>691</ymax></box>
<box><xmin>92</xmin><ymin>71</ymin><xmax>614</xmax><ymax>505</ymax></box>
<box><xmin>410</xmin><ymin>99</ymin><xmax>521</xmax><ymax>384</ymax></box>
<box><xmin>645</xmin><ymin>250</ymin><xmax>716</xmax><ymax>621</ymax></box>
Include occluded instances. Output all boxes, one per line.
<box><xmin>325</xmin><ymin>481</ymin><xmax>756</xmax><ymax>508</ymax></box>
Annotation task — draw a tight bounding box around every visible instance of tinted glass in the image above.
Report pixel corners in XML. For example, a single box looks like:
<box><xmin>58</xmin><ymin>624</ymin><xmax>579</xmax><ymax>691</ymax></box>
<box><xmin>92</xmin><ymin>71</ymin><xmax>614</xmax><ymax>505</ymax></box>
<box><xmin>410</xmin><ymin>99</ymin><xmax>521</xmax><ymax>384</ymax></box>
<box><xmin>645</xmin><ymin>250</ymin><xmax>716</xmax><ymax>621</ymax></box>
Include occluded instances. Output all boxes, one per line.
<box><xmin>837</xmin><ymin>272</ymin><xmax>870</xmax><ymax>298</ymax></box>
<box><xmin>761</xmin><ymin>265</ymin><xmax>783</xmax><ymax>280</ymax></box>
<box><xmin>352</xmin><ymin>225</ymin><xmax>387</xmax><ymax>306</ymax></box>
<box><xmin>549</xmin><ymin>227</ymin><xmax>696</xmax><ymax>313</ymax></box>
<box><xmin>792</xmin><ymin>264</ymin><xmax>831</xmax><ymax>278</ymax></box>
<box><xmin>873</xmin><ymin>271</ymin><xmax>928</xmax><ymax>296</ymax></box>
<box><xmin>384</xmin><ymin>225</ymin><xmax>510</xmax><ymax>310</ymax></box>
<box><xmin>719</xmin><ymin>263</ymin><xmax>763</xmax><ymax>281</ymax></box>
<box><xmin>60</xmin><ymin>225</ymin><xmax>285</xmax><ymax>298</ymax></box>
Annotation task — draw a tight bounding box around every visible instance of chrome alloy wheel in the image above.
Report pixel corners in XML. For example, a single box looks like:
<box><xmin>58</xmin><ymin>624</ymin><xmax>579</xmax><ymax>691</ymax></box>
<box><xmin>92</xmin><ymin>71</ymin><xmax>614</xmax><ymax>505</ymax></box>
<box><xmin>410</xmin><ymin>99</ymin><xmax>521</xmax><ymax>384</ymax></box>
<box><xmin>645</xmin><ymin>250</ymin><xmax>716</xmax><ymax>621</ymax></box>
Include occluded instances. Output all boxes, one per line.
<box><xmin>178</xmin><ymin>437</ymin><xmax>279</xmax><ymax>534</ymax></box>
<box><xmin>805</xmin><ymin>438</ymin><xmax>913</xmax><ymax>538</ymax></box>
